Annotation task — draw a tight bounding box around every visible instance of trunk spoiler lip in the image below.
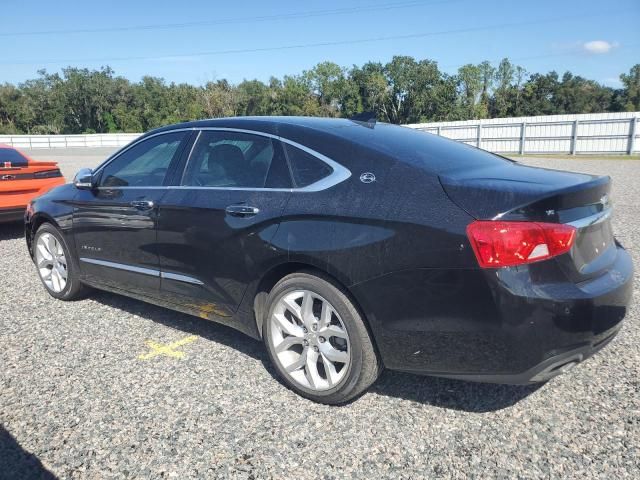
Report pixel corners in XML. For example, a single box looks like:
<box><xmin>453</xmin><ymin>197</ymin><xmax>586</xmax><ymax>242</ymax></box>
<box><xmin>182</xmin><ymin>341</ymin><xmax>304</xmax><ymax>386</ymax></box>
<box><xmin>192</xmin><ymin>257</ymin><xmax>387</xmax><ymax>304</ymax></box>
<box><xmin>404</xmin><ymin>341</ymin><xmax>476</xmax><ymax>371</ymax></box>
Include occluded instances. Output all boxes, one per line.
<box><xmin>566</xmin><ymin>207</ymin><xmax>612</xmax><ymax>229</ymax></box>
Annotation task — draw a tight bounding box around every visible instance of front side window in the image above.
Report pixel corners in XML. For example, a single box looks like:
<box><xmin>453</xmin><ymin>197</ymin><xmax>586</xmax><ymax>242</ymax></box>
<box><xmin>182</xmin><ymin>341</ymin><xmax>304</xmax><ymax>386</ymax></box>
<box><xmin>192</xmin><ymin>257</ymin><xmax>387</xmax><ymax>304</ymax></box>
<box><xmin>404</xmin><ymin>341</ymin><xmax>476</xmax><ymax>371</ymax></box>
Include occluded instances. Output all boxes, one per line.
<box><xmin>182</xmin><ymin>131</ymin><xmax>291</xmax><ymax>189</ymax></box>
<box><xmin>99</xmin><ymin>132</ymin><xmax>187</xmax><ymax>187</ymax></box>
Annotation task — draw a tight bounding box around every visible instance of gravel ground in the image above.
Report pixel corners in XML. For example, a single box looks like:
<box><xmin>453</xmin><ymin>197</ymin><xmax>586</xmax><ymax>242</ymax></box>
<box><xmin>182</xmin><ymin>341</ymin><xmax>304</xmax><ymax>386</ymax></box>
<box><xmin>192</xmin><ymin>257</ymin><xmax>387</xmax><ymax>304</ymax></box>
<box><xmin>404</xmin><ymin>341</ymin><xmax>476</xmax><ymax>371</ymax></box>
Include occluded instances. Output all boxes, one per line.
<box><xmin>1</xmin><ymin>152</ymin><xmax>638</xmax><ymax>479</ymax></box>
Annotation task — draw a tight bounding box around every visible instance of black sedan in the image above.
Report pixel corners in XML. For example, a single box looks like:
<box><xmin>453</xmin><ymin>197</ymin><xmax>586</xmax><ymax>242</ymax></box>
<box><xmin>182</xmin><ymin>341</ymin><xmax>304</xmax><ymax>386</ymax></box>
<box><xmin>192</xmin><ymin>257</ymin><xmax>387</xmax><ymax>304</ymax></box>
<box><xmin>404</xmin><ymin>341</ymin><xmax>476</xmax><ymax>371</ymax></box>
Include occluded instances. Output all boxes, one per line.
<box><xmin>25</xmin><ymin>117</ymin><xmax>633</xmax><ymax>404</ymax></box>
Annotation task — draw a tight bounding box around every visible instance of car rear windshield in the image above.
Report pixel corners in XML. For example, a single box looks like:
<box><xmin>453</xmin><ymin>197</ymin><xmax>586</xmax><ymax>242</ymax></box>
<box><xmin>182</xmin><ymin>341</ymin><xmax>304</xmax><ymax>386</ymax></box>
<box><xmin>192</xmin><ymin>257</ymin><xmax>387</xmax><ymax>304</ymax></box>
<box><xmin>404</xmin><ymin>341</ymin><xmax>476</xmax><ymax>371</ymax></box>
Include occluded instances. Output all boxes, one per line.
<box><xmin>331</xmin><ymin>123</ymin><xmax>512</xmax><ymax>174</ymax></box>
<box><xmin>0</xmin><ymin>148</ymin><xmax>28</xmax><ymax>166</ymax></box>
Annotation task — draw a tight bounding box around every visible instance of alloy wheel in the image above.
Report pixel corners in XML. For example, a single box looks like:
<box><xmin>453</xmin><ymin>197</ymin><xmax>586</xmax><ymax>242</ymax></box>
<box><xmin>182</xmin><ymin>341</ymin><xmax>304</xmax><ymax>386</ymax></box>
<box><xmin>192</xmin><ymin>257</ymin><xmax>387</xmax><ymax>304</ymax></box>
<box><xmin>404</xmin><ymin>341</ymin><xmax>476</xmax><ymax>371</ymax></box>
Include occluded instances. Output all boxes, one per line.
<box><xmin>35</xmin><ymin>232</ymin><xmax>68</xmax><ymax>293</ymax></box>
<box><xmin>269</xmin><ymin>289</ymin><xmax>351</xmax><ymax>391</ymax></box>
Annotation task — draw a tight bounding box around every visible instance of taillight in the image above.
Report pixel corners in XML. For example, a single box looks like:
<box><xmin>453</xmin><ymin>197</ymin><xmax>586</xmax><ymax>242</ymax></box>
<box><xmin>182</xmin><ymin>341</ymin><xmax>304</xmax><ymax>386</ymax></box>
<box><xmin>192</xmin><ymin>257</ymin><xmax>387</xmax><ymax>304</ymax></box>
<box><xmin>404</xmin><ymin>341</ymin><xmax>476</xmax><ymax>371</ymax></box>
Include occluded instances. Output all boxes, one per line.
<box><xmin>466</xmin><ymin>221</ymin><xmax>576</xmax><ymax>268</ymax></box>
<box><xmin>34</xmin><ymin>169</ymin><xmax>62</xmax><ymax>179</ymax></box>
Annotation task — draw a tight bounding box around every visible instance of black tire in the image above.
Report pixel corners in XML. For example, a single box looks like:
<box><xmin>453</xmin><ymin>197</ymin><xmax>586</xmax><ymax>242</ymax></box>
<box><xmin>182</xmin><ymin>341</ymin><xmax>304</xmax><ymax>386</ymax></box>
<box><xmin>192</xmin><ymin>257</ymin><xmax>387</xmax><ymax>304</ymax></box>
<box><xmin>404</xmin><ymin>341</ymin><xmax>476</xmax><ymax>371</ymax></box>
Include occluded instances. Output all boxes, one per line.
<box><xmin>33</xmin><ymin>223</ymin><xmax>90</xmax><ymax>301</ymax></box>
<box><xmin>263</xmin><ymin>272</ymin><xmax>381</xmax><ymax>404</ymax></box>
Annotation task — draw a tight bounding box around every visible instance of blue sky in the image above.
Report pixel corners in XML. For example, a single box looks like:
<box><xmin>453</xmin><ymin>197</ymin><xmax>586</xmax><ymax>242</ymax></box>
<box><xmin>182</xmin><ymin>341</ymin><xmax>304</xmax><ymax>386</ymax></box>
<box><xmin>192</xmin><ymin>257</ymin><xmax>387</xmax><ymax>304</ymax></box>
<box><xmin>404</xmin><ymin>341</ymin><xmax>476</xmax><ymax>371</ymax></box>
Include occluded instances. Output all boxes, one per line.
<box><xmin>1</xmin><ymin>0</ymin><xmax>638</xmax><ymax>87</ymax></box>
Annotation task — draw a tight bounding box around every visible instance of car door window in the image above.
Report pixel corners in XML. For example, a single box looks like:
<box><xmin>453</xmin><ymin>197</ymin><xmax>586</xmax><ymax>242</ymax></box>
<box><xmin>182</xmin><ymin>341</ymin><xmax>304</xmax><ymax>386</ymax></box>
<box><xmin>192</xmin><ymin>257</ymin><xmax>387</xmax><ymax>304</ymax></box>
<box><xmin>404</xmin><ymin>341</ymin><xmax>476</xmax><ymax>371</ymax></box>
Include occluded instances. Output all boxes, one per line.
<box><xmin>100</xmin><ymin>132</ymin><xmax>188</xmax><ymax>188</ymax></box>
<box><xmin>283</xmin><ymin>143</ymin><xmax>333</xmax><ymax>187</ymax></box>
<box><xmin>182</xmin><ymin>131</ymin><xmax>291</xmax><ymax>189</ymax></box>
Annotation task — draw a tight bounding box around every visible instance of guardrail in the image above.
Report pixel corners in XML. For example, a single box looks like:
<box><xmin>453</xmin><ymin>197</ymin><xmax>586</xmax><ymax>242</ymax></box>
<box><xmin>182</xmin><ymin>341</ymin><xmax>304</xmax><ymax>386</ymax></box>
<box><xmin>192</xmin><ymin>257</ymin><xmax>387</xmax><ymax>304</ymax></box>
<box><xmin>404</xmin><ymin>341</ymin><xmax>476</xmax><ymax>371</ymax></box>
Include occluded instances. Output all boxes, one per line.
<box><xmin>407</xmin><ymin>113</ymin><xmax>640</xmax><ymax>155</ymax></box>
<box><xmin>0</xmin><ymin>133</ymin><xmax>141</xmax><ymax>149</ymax></box>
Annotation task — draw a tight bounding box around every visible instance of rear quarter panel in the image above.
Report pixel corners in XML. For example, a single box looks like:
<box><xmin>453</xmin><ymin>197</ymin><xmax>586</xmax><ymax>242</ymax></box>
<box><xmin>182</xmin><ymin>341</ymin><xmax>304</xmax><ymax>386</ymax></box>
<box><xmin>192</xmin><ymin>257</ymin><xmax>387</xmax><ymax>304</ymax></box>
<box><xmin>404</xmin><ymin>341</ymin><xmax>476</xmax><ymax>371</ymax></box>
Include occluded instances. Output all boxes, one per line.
<box><xmin>266</xmin><ymin>146</ymin><xmax>491</xmax><ymax>368</ymax></box>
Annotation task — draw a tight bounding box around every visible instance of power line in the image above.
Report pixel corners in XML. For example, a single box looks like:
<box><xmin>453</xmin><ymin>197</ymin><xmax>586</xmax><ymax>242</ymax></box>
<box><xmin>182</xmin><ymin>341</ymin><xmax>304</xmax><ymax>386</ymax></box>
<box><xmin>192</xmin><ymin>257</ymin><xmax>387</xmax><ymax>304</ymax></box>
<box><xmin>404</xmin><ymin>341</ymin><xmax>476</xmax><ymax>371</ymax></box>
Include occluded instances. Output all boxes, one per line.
<box><xmin>0</xmin><ymin>0</ymin><xmax>458</xmax><ymax>37</ymax></box>
<box><xmin>0</xmin><ymin>10</ymin><xmax>631</xmax><ymax>67</ymax></box>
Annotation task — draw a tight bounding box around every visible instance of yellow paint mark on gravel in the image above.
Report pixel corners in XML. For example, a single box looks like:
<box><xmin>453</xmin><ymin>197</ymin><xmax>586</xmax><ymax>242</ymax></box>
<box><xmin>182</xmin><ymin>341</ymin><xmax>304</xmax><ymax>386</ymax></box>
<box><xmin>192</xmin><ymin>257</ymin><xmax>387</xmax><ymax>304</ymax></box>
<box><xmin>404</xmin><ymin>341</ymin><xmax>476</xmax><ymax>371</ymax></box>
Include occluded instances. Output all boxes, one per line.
<box><xmin>138</xmin><ymin>335</ymin><xmax>198</xmax><ymax>360</ymax></box>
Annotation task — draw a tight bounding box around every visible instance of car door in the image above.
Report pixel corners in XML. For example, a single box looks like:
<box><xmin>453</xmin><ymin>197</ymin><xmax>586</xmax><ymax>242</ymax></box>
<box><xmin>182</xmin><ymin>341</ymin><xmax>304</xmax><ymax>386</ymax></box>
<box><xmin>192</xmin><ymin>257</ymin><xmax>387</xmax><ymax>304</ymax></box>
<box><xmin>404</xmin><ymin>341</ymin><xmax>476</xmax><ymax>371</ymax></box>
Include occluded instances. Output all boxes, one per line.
<box><xmin>73</xmin><ymin>130</ymin><xmax>192</xmax><ymax>296</ymax></box>
<box><xmin>156</xmin><ymin>129</ymin><xmax>293</xmax><ymax>318</ymax></box>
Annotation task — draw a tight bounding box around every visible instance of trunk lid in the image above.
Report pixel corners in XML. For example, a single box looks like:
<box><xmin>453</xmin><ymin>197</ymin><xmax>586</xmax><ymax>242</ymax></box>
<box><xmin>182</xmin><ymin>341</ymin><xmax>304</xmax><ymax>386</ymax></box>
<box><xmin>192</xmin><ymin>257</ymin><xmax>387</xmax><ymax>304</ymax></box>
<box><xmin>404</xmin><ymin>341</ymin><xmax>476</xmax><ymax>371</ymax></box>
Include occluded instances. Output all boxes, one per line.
<box><xmin>440</xmin><ymin>162</ymin><xmax>615</xmax><ymax>282</ymax></box>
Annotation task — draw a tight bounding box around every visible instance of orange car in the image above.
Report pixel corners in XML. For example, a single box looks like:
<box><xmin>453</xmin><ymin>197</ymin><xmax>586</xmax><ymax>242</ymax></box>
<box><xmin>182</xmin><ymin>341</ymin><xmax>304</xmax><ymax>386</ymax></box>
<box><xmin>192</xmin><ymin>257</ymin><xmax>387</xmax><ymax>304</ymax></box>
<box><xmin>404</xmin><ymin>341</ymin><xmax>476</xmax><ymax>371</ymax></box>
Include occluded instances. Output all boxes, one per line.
<box><xmin>0</xmin><ymin>145</ymin><xmax>65</xmax><ymax>223</ymax></box>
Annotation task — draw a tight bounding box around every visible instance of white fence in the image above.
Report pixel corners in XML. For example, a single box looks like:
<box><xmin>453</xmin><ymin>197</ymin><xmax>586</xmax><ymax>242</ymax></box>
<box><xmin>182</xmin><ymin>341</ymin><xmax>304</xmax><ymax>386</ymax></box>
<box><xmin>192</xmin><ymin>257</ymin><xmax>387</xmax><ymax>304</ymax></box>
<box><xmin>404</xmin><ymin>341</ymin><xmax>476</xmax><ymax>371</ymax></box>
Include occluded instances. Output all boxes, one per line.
<box><xmin>1</xmin><ymin>112</ymin><xmax>639</xmax><ymax>155</ymax></box>
<box><xmin>0</xmin><ymin>133</ymin><xmax>140</xmax><ymax>149</ymax></box>
<box><xmin>406</xmin><ymin>112</ymin><xmax>639</xmax><ymax>155</ymax></box>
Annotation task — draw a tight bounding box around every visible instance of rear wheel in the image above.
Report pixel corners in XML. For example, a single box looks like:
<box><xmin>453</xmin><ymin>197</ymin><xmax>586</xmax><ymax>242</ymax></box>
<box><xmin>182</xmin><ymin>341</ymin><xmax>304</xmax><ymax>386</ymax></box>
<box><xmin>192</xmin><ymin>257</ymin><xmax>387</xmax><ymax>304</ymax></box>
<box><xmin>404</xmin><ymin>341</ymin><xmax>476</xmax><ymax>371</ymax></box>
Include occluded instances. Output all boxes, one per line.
<box><xmin>33</xmin><ymin>223</ymin><xmax>89</xmax><ymax>300</ymax></box>
<box><xmin>263</xmin><ymin>272</ymin><xmax>381</xmax><ymax>404</ymax></box>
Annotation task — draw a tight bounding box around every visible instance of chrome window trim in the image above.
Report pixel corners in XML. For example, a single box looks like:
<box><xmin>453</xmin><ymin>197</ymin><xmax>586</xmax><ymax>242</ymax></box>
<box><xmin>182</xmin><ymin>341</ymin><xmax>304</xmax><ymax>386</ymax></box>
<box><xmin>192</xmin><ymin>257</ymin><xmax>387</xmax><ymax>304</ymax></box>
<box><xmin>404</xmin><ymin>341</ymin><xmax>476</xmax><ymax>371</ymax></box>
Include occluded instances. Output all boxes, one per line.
<box><xmin>568</xmin><ymin>208</ymin><xmax>613</xmax><ymax>229</ymax></box>
<box><xmin>80</xmin><ymin>257</ymin><xmax>204</xmax><ymax>285</ymax></box>
<box><xmin>93</xmin><ymin>126</ymin><xmax>351</xmax><ymax>193</ymax></box>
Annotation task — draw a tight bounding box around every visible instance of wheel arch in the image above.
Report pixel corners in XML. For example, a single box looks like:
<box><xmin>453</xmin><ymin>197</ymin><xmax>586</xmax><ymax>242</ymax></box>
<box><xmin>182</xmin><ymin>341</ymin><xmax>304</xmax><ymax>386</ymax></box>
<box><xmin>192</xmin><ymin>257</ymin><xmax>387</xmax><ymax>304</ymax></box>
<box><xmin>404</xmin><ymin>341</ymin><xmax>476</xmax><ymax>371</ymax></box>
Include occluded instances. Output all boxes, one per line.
<box><xmin>26</xmin><ymin>212</ymin><xmax>62</xmax><ymax>257</ymax></box>
<box><xmin>251</xmin><ymin>262</ymin><xmax>382</xmax><ymax>363</ymax></box>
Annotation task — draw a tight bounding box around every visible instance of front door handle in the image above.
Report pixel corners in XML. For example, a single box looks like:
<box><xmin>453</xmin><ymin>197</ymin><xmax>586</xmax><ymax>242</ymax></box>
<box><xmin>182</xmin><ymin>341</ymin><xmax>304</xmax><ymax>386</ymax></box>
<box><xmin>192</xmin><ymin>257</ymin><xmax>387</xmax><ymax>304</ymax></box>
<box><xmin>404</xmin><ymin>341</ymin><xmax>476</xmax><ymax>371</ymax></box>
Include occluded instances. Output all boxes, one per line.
<box><xmin>225</xmin><ymin>204</ymin><xmax>260</xmax><ymax>217</ymax></box>
<box><xmin>130</xmin><ymin>200</ymin><xmax>155</xmax><ymax>211</ymax></box>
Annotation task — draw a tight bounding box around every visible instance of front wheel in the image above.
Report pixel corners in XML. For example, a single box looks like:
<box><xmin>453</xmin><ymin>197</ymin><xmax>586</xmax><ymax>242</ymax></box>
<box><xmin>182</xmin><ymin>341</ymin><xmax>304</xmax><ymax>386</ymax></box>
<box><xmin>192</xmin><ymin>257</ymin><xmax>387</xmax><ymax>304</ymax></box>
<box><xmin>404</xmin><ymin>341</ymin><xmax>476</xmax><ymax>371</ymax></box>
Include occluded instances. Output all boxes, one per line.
<box><xmin>263</xmin><ymin>272</ymin><xmax>381</xmax><ymax>404</ymax></box>
<box><xmin>33</xmin><ymin>223</ymin><xmax>90</xmax><ymax>300</ymax></box>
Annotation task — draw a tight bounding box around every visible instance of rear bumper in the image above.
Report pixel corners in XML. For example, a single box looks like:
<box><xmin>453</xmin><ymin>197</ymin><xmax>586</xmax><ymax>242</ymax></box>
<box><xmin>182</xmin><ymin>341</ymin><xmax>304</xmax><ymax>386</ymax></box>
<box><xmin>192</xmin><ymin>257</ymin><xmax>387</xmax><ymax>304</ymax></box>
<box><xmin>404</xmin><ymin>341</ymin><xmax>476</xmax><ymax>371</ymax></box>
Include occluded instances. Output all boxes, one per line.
<box><xmin>427</xmin><ymin>323</ymin><xmax>622</xmax><ymax>384</ymax></box>
<box><xmin>352</xmin><ymin>244</ymin><xmax>634</xmax><ymax>383</ymax></box>
<box><xmin>0</xmin><ymin>206</ymin><xmax>25</xmax><ymax>223</ymax></box>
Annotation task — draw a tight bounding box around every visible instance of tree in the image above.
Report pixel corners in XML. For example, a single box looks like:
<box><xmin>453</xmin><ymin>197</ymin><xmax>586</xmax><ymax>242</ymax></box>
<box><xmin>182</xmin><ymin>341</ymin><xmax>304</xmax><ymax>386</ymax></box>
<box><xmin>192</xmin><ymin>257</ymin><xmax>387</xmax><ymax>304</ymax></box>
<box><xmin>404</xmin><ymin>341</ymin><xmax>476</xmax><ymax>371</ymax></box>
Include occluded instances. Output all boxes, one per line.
<box><xmin>520</xmin><ymin>72</ymin><xmax>560</xmax><ymax>115</ymax></box>
<box><xmin>457</xmin><ymin>64</ymin><xmax>483</xmax><ymax>119</ymax></box>
<box><xmin>199</xmin><ymin>79</ymin><xmax>239</xmax><ymax>119</ymax></box>
<box><xmin>492</xmin><ymin>58</ymin><xmax>514</xmax><ymax>117</ymax></box>
<box><xmin>620</xmin><ymin>64</ymin><xmax>640</xmax><ymax>111</ymax></box>
<box><xmin>350</xmin><ymin>62</ymin><xmax>390</xmax><ymax>120</ymax></box>
<box><xmin>0</xmin><ymin>60</ymin><xmax>634</xmax><ymax>134</ymax></box>
<box><xmin>477</xmin><ymin>61</ymin><xmax>495</xmax><ymax>118</ymax></box>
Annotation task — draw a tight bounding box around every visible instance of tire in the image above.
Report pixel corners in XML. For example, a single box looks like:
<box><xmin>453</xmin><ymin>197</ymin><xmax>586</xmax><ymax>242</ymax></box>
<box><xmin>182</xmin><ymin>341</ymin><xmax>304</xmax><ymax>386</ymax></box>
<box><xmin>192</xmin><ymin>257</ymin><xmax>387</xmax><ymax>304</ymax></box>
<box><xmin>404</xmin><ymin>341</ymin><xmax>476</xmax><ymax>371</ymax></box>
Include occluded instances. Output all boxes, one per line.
<box><xmin>33</xmin><ymin>223</ymin><xmax>90</xmax><ymax>301</ymax></box>
<box><xmin>263</xmin><ymin>272</ymin><xmax>381</xmax><ymax>404</ymax></box>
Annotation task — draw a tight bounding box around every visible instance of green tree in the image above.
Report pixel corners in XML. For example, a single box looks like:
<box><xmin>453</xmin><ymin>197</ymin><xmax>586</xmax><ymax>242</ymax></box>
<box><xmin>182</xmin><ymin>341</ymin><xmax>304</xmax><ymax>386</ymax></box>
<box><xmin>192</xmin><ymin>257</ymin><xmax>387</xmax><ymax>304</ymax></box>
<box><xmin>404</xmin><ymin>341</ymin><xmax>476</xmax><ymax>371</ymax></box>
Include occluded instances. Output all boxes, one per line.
<box><xmin>620</xmin><ymin>64</ymin><xmax>640</xmax><ymax>111</ymax></box>
<box><xmin>457</xmin><ymin>64</ymin><xmax>483</xmax><ymax>119</ymax></box>
<box><xmin>492</xmin><ymin>58</ymin><xmax>514</xmax><ymax>117</ymax></box>
<box><xmin>0</xmin><ymin>60</ymin><xmax>634</xmax><ymax>134</ymax></box>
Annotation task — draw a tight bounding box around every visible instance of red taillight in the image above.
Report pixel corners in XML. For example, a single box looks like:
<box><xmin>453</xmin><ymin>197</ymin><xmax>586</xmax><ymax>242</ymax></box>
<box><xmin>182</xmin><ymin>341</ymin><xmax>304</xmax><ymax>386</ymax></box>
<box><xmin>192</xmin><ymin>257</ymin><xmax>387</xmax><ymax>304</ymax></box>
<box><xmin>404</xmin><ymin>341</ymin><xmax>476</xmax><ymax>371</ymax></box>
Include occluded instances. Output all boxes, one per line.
<box><xmin>466</xmin><ymin>221</ymin><xmax>576</xmax><ymax>268</ymax></box>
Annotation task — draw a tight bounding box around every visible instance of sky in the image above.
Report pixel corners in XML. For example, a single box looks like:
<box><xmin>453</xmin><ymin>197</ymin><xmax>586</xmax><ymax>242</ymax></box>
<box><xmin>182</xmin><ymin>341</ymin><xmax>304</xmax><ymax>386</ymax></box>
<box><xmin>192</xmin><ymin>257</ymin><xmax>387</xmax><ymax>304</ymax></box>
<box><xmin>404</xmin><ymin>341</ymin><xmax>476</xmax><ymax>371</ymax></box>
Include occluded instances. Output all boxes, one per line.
<box><xmin>1</xmin><ymin>0</ymin><xmax>638</xmax><ymax>87</ymax></box>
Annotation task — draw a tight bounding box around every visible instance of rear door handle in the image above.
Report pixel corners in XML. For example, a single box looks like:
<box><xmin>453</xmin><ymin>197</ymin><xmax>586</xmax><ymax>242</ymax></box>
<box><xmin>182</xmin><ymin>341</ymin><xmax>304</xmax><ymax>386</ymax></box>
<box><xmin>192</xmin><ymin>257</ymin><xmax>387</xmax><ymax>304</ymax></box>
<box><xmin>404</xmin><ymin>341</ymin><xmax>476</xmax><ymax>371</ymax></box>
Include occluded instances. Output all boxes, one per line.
<box><xmin>225</xmin><ymin>204</ymin><xmax>260</xmax><ymax>217</ymax></box>
<box><xmin>130</xmin><ymin>200</ymin><xmax>155</xmax><ymax>211</ymax></box>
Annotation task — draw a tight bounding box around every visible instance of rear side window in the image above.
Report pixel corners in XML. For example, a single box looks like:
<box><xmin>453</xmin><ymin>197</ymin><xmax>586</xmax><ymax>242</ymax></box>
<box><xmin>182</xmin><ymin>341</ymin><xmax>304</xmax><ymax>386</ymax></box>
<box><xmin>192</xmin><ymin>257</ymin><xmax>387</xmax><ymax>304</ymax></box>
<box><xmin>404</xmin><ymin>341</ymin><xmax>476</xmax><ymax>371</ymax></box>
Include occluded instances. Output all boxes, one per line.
<box><xmin>283</xmin><ymin>143</ymin><xmax>333</xmax><ymax>188</ymax></box>
<box><xmin>100</xmin><ymin>132</ymin><xmax>187</xmax><ymax>187</ymax></box>
<box><xmin>182</xmin><ymin>131</ymin><xmax>291</xmax><ymax>189</ymax></box>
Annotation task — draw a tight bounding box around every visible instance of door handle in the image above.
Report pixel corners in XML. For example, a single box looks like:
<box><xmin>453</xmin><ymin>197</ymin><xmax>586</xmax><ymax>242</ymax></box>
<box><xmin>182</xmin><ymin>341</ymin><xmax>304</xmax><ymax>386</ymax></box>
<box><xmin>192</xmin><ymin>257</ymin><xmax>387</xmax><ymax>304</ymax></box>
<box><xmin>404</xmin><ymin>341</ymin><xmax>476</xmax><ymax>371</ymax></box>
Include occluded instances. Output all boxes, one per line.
<box><xmin>225</xmin><ymin>204</ymin><xmax>260</xmax><ymax>217</ymax></box>
<box><xmin>130</xmin><ymin>200</ymin><xmax>155</xmax><ymax>211</ymax></box>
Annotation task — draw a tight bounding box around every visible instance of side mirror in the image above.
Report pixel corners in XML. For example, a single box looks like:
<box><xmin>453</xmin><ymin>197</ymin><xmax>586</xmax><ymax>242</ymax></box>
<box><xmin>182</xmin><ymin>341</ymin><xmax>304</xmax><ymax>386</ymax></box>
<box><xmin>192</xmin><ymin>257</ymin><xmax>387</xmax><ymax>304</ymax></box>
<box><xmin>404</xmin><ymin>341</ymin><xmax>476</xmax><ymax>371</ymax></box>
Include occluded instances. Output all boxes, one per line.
<box><xmin>73</xmin><ymin>168</ymin><xmax>95</xmax><ymax>190</ymax></box>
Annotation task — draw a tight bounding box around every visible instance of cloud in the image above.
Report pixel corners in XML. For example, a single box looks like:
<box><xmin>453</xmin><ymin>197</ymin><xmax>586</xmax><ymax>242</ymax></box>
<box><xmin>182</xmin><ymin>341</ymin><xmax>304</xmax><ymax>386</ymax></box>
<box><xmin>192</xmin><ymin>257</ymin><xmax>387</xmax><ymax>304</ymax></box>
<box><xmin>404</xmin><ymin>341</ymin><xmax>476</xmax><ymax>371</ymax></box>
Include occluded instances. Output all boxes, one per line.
<box><xmin>602</xmin><ymin>77</ymin><xmax>623</xmax><ymax>88</ymax></box>
<box><xmin>582</xmin><ymin>40</ymin><xmax>619</xmax><ymax>54</ymax></box>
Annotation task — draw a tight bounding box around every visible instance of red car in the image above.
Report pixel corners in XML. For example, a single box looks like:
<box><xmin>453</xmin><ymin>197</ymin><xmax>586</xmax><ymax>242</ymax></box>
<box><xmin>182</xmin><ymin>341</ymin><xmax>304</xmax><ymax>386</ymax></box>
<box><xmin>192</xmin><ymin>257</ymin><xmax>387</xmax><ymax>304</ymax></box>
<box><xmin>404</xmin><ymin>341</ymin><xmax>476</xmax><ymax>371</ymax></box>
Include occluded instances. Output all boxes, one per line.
<box><xmin>0</xmin><ymin>145</ymin><xmax>65</xmax><ymax>223</ymax></box>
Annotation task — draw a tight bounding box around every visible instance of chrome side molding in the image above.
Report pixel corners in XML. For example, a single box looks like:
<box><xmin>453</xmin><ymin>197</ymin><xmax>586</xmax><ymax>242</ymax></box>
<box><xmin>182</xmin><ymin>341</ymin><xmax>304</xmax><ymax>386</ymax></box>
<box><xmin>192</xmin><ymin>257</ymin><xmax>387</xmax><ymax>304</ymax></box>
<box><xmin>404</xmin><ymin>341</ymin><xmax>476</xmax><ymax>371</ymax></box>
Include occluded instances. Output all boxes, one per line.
<box><xmin>79</xmin><ymin>258</ymin><xmax>203</xmax><ymax>285</ymax></box>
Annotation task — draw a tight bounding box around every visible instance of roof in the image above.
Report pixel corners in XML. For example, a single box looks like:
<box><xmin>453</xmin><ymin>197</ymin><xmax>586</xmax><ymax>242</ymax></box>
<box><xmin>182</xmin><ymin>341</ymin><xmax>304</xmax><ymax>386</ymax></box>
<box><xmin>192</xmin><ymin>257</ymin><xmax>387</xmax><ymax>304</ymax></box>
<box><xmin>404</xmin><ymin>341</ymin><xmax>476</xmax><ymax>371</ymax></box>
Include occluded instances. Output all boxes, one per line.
<box><xmin>144</xmin><ymin>116</ymin><xmax>509</xmax><ymax>175</ymax></box>
<box><xmin>148</xmin><ymin>116</ymin><xmax>366</xmax><ymax>136</ymax></box>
